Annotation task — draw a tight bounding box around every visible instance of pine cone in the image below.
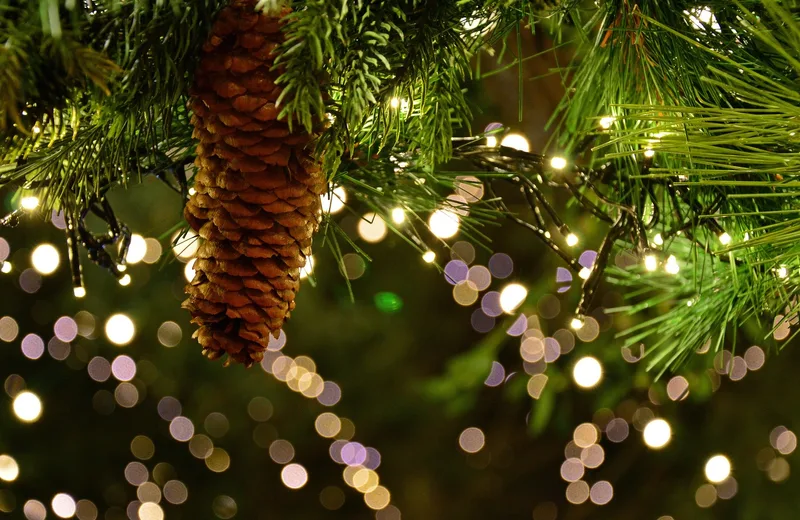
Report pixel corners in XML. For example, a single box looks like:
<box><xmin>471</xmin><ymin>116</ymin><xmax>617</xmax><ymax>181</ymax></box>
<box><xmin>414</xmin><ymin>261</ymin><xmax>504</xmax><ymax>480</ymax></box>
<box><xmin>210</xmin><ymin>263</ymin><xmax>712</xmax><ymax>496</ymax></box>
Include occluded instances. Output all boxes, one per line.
<box><xmin>183</xmin><ymin>0</ymin><xmax>325</xmax><ymax>367</ymax></box>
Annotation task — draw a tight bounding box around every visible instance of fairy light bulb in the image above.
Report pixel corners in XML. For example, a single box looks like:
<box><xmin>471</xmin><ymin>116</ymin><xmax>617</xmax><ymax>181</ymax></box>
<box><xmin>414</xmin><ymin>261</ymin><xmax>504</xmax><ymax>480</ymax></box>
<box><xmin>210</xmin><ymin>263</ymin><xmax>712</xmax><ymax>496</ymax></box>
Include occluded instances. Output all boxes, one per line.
<box><xmin>719</xmin><ymin>232</ymin><xmax>731</xmax><ymax>245</ymax></box>
<box><xmin>566</xmin><ymin>233</ymin><xmax>579</xmax><ymax>247</ymax></box>
<box><xmin>643</xmin><ymin>419</ymin><xmax>672</xmax><ymax>449</ymax></box>
<box><xmin>1</xmin><ymin>262</ymin><xmax>11</xmax><ymax>274</ymax></box>
<box><xmin>570</xmin><ymin>317</ymin><xmax>584</xmax><ymax>330</ymax></box>
<box><xmin>644</xmin><ymin>148</ymin><xmax>655</xmax><ymax>158</ymax></box>
<box><xmin>499</xmin><ymin>283</ymin><xmax>528</xmax><ymax>313</ymax></box>
<box><xmin>653</xmin><ymin>233</ymin><xmax>664</xmax><ymax>246</ymax></box>
<box><xmin>118</xmin><ymin>274</ymin><xmax>132</xmax><ymax>286</ymax></box>
<box><xmin>500</xmin><ymin>133</ymin><xmax>530</xmax><ymax>152</ymax></box>
<box><xmin>578</xmin><ymin>267</ymin><xmax>591</xmax><ymax>280</ymax></box>
<box><xmin>13</xmin><ymin>391</ymin><xmax>42</xmax><ymax>422</ymax></box>
<box><xmin>777</xmin><ymin>266</ymin><xmax>788</xmax><ymax>279</ymax></box>
<box><xmin>20</xmin><ymin>196</ymin><xmax>40</xmax><ymax>211</ymax></box>
<box><xmin>550</xmin><ymin>157</ymin><xmax>568</xmax><ymax>170</ymax></box>
<box><xmin>31</xmin><ymin>244</ymin><xmax>60</xmax><ymax>275</ymax></box>
<box><xmin>644</xmin><ymin>255</ymin><xmax>658</xmax><ymax>272</ymax></box>
<box><xmin>572</xmin><ymin>356</ymin><xmax>603</xmax><ymax>389</ymax></box>
<box><xmin>73</xmin><ymin>287</ymin><xmax>86</xmax><ymax>298</ymax></box>
<box><xmin>391</xmin><ymin>207</ymin><xmax>406</xmax><ymax>224</ymax></box>
<box><xmin>599</xmin><ymin>116</ymin><xmax>615</xmax><ymax>129</ymax></box>
<box><xmin>422</xmin><ymin>251</ymin><xmax>436</xmax><ymax>263</ymax></box>
<box><xmin>664</xmin><ymin>255</ymin><xmax>680</xmax><ymax>275</ymax></box>
<box><xmin>704</xmin><ymin>455</ymin><xmax>732</xmax><ymax>483</ymax></box>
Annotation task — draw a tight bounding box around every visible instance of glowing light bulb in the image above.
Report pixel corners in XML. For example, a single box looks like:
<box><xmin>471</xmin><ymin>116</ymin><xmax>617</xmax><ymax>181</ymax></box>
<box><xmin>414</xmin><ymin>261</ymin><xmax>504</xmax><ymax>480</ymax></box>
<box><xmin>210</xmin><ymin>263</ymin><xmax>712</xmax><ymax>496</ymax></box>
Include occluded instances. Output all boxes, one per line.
<box><xmin>572</xmin><ymin>356</ymin><xmax>602</xmax><ymax>388</ymax></box>
<box><xmin>653</xmin><ymin>233</ymin><xmax>664</xmax><ymax>246</ymax></box>
<box><xmin>665</xmin><ymin>255</ymin><xmax>680</xmax><ymax>275</ymax></box>
<box><xmin>550</xmin><ymin>157</ymin><xmax>568</xmax><ymax>170</ymax></box>
<box><xmin>500</xmin><ymin>133</ymin><xmax>530</xmax><ymax>152</ymax></box>
<box><xmin>13</xmin><ymin>391</ymin><xmax>42</xmax><ymax>422</ymax></box>
<box><xmin>184</xmin><ymin>259</ymin><xmax>196</xmax><ymax>283</ymax></box>
<box><xmin>486</xmin><ymin>135</ymin><xmax>498</xmax><ymax>147</ymax></box>
<box><xmin>51</xmin><ymin>493</ymin><xmax>76</xmax><ymax>518</ymax></box>
<box><xmin>125</xmin><ymin>234</ymin><xmax>147</xmax><ymax>264</ymax></box>
<box><xmin>389</xmin><ymin>97</ymin><xmax>400</xmax><ymax>109</ymax></box>
<box><xmin>428</xmin><ymin>209</ymin><xmax>460</xmax><ymax>239</ymax></box>
<box><xmin>704</xmin><ymin>455</ymin><xmax>732</xmax><ymax>483</ymax></box>
<box><xmin>579</xmin><ymin>267</ymin><xmax>592</xmax><ymax>280</ymax></box>
<box><xmin>118</xmin><ymin>274</ymin><xmax>132</xmax><ymax>286</ymax></box>
<box><xmin>391</xmin><ymin>207</ymin><xmax>406</xmax><ymax>224</ymax></box>
<box><xmin>300</xmin><ymin>256</ymin><xmax>314</xmax><ymax>279</ymax></box>
<box><xmin>499</xmin><ymin>283</ymin><xmax>528</xmax><ymax>313</ymax></box>
<box><xmin>117</xmin><ymin>264</ymin><xmax>127</xmax><ymax>272</ymax></box>
<box><xmin>566</xmin><ymin>233</ymin><xmax>579</xmax><ymax>247</ymax></box>
<box><xmin>1</xmin><ymin>262</ymin><xmax>11</xmax><ymax>274</ymax></box>
<box><xmin>644</xmin><ymin>149</ymin><xmax>655</xmax><ymax>158</ymax></box>
<box><xmin>105</xmin><ymin>314</ymin><xmax>136</xmax><ymax>346</ymax></box>
<box><xmin>777</xmin><ymin>266</ymin><xmax>788</xmax><ymax>279</ymax></box>
<box><xmin>719</xmin><ymin>233</ymin><xmax>731</xmax><ymax>246</ymax></box>
<box><xmin>422</xmin><ymin>251</ymin><xmax>436</xmax><ymax>263</ymax></box>
<box><xmin>321</xmin><ymin>186</ymin><xmax>347</xmax><ymax>214</ymax></box>
<box><xmin>73</xmin><ymin>287</ymin><xmax>86</xmax><ymax>298</ymax></box>
<box><xmin>20</xmin><ymin>196</ymin><xmax>40</xmax><ymax>211</ymax></box>
<box><xmin>644</xmin><ymin>255</ymin><xmax>658</xmax><ymax>272</ymax></box>
<box><xmin>570</xmin><ymin>317</ymin><xmax>584</xmax><ymax>330</ymax></box>
<box><xmin>0</xmin><ymin>455</ymin><xmax>19</xmax><ymax>482</ymax></box>
<box><xmin>643</xmin><ymin>419</ymin><xmax>672</xmax><ymax>449</ymax></box>
<box><xmin>31</xmin><ymin>244</ymin><xmax>60</xmax><ymax>275</ymax></box>
<box><xmin>599</xmin><ymin>117</ymin><xmax>615</xmax><ymax>129</ymax></box>
<box><xmin>188</xmin><ymin>187</ymin><xmax>197</xmax><ymax>196</ymax></box>
<box><xmin>358</xmin><ymin>213</ymin><xmax>389</xmax><ymax>243</ymax></box>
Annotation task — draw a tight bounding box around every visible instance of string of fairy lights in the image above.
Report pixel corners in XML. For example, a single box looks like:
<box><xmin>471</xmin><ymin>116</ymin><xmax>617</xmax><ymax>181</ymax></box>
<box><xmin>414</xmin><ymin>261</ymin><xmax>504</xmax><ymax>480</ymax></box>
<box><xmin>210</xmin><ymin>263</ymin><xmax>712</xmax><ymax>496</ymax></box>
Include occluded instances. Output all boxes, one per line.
<box><xmin>0</xmin><ymin>114</ymin><xmax>796</xmax><ymax>518</ymax></box>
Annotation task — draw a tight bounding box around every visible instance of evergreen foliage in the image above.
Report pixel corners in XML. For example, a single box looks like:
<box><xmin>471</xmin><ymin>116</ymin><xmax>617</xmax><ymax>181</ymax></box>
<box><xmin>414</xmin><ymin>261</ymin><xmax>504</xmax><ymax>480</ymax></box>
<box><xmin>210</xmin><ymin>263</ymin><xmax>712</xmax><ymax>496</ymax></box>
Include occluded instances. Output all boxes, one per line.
<box><xmin>3</xmin><ymin>0</ymin><xmax>800</xmax><ymax>374</ymax></box>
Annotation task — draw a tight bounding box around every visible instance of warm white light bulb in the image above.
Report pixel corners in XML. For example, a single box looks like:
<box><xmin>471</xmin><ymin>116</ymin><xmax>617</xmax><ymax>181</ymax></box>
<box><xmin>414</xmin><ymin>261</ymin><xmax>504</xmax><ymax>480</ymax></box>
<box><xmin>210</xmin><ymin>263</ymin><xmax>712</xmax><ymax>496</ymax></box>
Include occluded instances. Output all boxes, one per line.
<box><xmin>499</xmin><ymin>283</ymin><xmax>528</xmax><ymax>313</ymax></box>
<box><xmin>599</xmin><ymin>116</ymin><xmax>615</xmax><ymax>129</ymax></box>
<box><xmin>73</xmin><ymin>287</ymin><xmax>86</xmax><ymax>298</ymax></box>
<box><xmin>566</xmin><ymin>233</ymin><xmax>579</xmax><ymax>247</ymax></box>
<box><xmin>550</xmin><ymin>157</ymin><xmax>568</xmax><ymax>170</ymax></box>
<box><xmin>486</xmin><ymin>135</ymin><xmax>498</xmax><ymax>148</ymax></box>
<box><xmin>422</xmin><ymin>251</ymin><xmax>436</xmax><ymax>263</ymax></box>
<box><xmin>500</xmin><ymin>133</ymin><xmax>530</xmax><ymax>153</ymax></box>
<box><xmin>644</xmin><ymin>255</ymin><xmax>658</xmax><ymax>272</ymax></box>
<box><xmin>572</xmin><ymin>356</ymin><xmax>603</xmax><ymax>389</ymax></box>
<box><xmin>653</xmin><ymin>233</ymin><xmax>664</xmax><ymax>246</ymax></box>
<box><xmin>777</xmin><ymin>266</ymin><xmax>788</xmax><ymax>279</ymax></box>
<box><xmin>719</xmin><ymin>232</ymin><xmax>732</xmax><ymax>246</ymax></box>
<box><xmin>125</xmin><ymin>234</ymin><xmax>147</xmax><ymax>264</ymax></box>
<box><xmin>13</xmin><ymin>391</ymin><xmax>42</xmax><ymax>423</ymax></box>
<box><xmin>300</xmin><ymin>256</ymin><xmax>315</xmax><ymax>279</ymax></box>
<box><xmin>118</xmin><ymin>274</ymin><xmax>132</xmax><ymax>286</ymax></box>
<box><xmin>428</xmin><ymin>209</ymin><xmax>460</xmax><ymax>239</ymax></box>
<box><xmin>644</xmin><ymin>148</ymin><xmax>655</xmax><ymax>158</ymax></box>
<box><xmin>105</xmin><ymin>314</ymin><xmax>136</xmax><ymax>346</ymax></box>
<box><xmin>321</xmin><ymin>186</ymin><xmax>347</xmax><ymax>214</ymax></box>
<box><xmin>1</xmin><ymin>262</ymin><xmax>11</xmax><ymax>274</ymax></box>
<box><xmin>704</xmin><ymin>455</ymin><xmax>732</xmax><ymax>483</ymax></box>
<box><xmin>391</xmin><ymin>207</ymin><xmax>406</xmax><ymax>224</ymax></box>
<box><xmin>665</xmin><ymin>255</ymin><xmax>680</xmax><ymax>275</ymax></box>
<box><xmin>570</xmin><ymin>317</ymin><xmax>584</xmax><ymax>330</ymax></box>
<box><xmin>643</xmin><ymin>419</ymin><xmax>672</xmax><ymax>449</ymax></box>
<box><xmin>579</xmin><ymin>267</ymin><xmax>592</xmax><ymax>280</ymax></box>
<box><xmin>20</xmin><ymin>196</ymin><xmax>40</xmax><ymax>211</ymax></box>
<box><xmin>31</xmin><ymin>244</ymin><xmax>60</xmax><ymax>275</ymax></box>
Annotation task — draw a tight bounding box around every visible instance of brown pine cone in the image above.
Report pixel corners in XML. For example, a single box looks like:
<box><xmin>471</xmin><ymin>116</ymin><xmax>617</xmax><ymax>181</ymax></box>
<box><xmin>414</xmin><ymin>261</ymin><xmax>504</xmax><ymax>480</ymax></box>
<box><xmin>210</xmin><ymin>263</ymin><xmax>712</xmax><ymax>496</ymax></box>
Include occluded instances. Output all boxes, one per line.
<box><xmin>182</xmin><ymin>0</ymin><xmax>325</xmax><ymax>367</ymax></box>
